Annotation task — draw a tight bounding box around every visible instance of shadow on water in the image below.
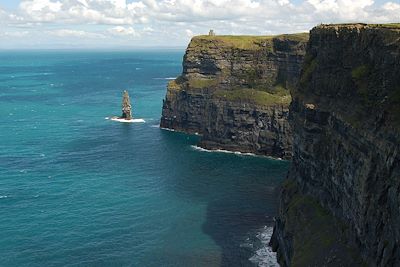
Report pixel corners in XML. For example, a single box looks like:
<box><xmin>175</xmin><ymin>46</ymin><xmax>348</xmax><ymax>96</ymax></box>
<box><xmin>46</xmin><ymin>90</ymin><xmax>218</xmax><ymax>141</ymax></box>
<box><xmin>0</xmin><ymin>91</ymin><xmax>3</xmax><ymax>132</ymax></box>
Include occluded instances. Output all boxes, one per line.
<box><xmin>159</xmin><ymin>130</ymin><xmax>288</xmax><ymax>266</ymax></box>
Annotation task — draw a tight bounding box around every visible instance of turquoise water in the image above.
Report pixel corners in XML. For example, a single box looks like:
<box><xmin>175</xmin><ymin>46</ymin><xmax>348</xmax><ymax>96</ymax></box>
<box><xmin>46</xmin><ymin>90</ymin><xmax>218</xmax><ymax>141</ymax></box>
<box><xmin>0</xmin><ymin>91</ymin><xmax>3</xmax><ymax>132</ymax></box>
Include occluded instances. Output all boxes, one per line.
<box><xmin>0</xmin><ymin>50</ymin><xmax>288</xmax><ymax>267</ymax></box>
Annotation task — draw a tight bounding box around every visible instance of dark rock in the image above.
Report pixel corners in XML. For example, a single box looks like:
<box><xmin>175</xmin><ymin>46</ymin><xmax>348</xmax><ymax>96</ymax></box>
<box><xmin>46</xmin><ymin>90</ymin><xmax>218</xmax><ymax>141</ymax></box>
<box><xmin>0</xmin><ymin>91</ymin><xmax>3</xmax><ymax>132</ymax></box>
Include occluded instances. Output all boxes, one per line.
<box><xmin>160</xmin><ymin>34</ymin><xmax>308</xmax><ymax>159</ymax></box>
<box><xmin>272</xmin><ymin>23</ymin><xmax>400</xmax><ymax>266</ymax></box>
<box><xmin>121</xmin><ymin>90</ymin><xmax>132</xmax><ymax>120</ymax></box>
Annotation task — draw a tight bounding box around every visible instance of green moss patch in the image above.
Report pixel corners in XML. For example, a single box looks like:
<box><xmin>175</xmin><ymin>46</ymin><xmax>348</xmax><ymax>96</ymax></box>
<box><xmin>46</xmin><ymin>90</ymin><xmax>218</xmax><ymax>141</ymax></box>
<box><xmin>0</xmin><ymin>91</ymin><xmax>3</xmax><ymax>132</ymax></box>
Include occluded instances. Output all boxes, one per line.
<box><xmin>213</xmin><ymin>88</ymin><xmax>291</xmax><ymax>106</ymax></box>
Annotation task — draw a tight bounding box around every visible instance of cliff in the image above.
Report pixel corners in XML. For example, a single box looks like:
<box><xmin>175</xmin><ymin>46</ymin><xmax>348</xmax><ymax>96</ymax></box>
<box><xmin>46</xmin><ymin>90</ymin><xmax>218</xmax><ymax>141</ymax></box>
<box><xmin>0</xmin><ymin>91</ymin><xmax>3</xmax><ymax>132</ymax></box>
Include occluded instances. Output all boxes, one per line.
<box><xmin>271</xmin><ymin>23</ymin><xmax>400</xmax><ymax>266</ymax></box>
<box><xmin>160</xmin><ymin>34</ymin><xmax>308</xmax><ymax>159</ymax></box>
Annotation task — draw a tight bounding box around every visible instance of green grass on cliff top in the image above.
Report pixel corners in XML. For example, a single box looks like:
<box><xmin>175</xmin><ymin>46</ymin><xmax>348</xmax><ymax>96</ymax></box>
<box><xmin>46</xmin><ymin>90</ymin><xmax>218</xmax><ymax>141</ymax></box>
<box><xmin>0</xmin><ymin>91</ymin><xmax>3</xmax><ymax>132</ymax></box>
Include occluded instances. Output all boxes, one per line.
<box><xmin>213</xmin><ymin>88</ymin><xmax>291</xmax><ymax>106</ymax></box>
<box><xmin>191</xmin><ymin>33</ymin><xmax>309</xmax><ymax>50</ymax></box>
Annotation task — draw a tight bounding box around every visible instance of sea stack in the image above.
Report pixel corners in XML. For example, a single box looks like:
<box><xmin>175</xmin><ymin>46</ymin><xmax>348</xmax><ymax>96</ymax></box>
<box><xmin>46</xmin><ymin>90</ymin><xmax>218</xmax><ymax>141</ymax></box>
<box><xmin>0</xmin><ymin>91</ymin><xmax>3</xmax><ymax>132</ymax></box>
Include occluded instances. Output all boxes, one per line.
<box><xmin>121</xmin><ymin>90</ymin><xmax>132</xmax><ymax>120</ymax></box>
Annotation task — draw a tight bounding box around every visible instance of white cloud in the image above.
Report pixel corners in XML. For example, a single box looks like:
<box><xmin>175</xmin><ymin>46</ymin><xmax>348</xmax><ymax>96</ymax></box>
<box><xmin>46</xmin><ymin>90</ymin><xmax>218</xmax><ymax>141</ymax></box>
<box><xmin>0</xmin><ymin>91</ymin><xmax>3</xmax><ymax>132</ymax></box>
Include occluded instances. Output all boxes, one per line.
<box><xmin>0</xmin><ymin>31</ymin><xmax>30</xmax><ymax>38</ymax></box>
<box><xmin>383</xmin><ymin>2</ymin><xmax>400</xmax><ymax>11</ymax></box>
<box><xmin>108</xmin><ymin>26</ymin><xmax>140</xmax><ymax>37</ymax></box>
<box><xmin>0</xmin><ymin>0</ymin><xmax>399</xmax><ymax>48</ymax></box>
<box><xmin>49</xmin><ymin>29</ymin><xmax>105</xmax><ymax>38</ymax></box>
<box><xmin>185</xmin><ymin>29</ymin><xmax>194</xmax><ymax>38</ymax></box>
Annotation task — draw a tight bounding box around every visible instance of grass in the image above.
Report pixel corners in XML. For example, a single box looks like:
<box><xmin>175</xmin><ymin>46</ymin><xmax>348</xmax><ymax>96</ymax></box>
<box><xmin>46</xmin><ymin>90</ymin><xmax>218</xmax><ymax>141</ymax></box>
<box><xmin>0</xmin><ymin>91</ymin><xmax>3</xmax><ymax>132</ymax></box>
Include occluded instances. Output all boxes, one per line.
<box><xmin>213</xmin><ymin>88</ymin><xmax>291</xmax><ymax>106</ymax></box>
<box><xmin>190</xmin><ymin>32</ymin><xmax>308</xmax><ymax>50</ymax></box>
<box><xmin>187</xmin><ymin>78</ymin><xmax>218</xmax><ymax>89</ymax></box>
<box><xmin>368</xmin><ymin>23</ymin><xmax>400</xmax><ymax>28</ymax></box>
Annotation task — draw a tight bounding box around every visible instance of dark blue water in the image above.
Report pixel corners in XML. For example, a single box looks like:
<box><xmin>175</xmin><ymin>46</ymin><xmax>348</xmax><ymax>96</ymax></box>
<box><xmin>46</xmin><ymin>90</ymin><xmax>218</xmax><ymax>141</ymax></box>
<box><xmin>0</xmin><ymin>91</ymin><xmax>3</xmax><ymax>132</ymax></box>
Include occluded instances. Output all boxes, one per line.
<box><xmin>0</xmin><ymin>50</ymin><xmax>288</xmax><ymax>267</ymax></box>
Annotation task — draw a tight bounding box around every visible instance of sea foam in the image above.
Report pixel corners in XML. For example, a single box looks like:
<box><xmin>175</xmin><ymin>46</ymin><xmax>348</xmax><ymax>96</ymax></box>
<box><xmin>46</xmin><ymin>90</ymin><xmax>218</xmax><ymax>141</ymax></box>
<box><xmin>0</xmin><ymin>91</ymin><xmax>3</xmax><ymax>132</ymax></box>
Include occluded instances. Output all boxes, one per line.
<box><xmin>191</xmin><ymin>145</ymin><xmax>283</xmax><ymax>160</ymax></box>
<box><xmin>106</xmin><ymin>117</ymin><xmax>145</xmax><ymax>123</ymax></box>
<box><xmin>153</xmin><ymin>77</ymin><xmax>176</xmax><ymax>80</ymax></box>
<box><xmin>249</xmin><ymin>226</ymin><xmax>280</xmax><ymax>267</ymax></box>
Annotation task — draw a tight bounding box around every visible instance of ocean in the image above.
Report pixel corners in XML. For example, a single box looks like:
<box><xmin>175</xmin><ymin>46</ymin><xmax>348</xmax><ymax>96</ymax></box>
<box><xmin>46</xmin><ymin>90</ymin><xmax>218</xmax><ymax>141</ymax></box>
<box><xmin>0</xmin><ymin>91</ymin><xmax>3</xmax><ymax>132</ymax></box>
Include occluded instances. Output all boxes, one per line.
<box><xmin>0</xmin><ymin>50</ymin><xmax>288</xmax><ymax>266</ymax></box>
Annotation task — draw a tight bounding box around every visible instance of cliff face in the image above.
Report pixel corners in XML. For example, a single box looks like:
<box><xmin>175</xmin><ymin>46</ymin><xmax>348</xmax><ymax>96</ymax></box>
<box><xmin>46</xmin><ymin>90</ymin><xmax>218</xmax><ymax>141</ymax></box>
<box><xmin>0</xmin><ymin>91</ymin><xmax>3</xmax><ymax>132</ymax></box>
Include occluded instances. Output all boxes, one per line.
<box><xmin>272</xmin><ymin>24</ymin><xmax>400</xmax><ymax>266</ymax></box>
<box><xmin>161</xmin><ymin>34</ymin><xmax>308</xmax><ymax>159</ymax></box>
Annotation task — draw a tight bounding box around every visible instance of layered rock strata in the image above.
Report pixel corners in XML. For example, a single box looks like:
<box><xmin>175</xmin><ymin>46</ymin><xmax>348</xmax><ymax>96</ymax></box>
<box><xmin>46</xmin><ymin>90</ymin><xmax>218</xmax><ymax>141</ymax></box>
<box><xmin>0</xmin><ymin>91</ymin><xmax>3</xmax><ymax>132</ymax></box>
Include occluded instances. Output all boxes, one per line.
<box><xmin>272</xmin><ymin>23</ymin><xmax>400</xmax><ymax>266</ymax></box>
<box><xmin>161</xmin><ymin>34</ymin><xmax>308</xmax><ymax>159</ymax></box>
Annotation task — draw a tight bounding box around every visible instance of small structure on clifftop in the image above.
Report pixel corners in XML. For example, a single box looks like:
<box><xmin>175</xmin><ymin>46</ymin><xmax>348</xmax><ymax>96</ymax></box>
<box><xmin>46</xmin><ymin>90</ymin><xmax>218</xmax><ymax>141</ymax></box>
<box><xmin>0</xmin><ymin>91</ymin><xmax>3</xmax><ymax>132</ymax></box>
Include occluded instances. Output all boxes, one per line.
<box><xmin>209</xmin><ymin>29</ymin><xmax>215</xmax><ymax>36</ymax></box>
<box><xmin>121</xmin><ymin>90</ymin><xmax>132</xmax><ymax>120</ymax></box>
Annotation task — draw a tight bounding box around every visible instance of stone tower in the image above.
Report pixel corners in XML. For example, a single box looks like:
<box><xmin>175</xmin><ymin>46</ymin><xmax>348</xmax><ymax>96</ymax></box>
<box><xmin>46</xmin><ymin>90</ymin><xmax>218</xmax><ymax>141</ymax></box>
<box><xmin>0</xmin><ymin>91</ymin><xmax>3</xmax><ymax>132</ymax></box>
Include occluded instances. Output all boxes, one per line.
<box><xmin>209</xmin><ymin>29</ymin><xmax>215</xmax><ymax>36</ymax></box>
<box><xmin>121</xmin><ymin>90</ymin><xmax>132</xmax><ymax>120</ymax></box>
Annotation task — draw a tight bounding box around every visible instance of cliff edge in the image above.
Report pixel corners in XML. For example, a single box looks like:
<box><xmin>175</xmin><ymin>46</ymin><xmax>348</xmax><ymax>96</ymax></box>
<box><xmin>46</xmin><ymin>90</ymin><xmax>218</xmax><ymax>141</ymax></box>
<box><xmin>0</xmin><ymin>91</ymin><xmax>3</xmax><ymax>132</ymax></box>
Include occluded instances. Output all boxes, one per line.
<box><xmin>160</xmin><ymin>33</ymin><xmax>308</xmax><ymax>159</ymax></box>
<box><xmin>272</xmin><ymin>23</ymin><xmax>400</xmax><ymax>266</ymax></box>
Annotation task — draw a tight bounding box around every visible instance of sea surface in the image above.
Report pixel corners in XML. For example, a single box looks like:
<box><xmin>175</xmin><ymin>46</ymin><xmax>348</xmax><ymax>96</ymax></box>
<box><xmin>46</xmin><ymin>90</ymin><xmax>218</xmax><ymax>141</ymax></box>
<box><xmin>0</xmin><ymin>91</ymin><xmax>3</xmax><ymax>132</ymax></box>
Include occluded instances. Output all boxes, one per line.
<box><xmin>0</xmin><ymin>50</ymin><xmax>289</xmax><ymax>267</ymax></box>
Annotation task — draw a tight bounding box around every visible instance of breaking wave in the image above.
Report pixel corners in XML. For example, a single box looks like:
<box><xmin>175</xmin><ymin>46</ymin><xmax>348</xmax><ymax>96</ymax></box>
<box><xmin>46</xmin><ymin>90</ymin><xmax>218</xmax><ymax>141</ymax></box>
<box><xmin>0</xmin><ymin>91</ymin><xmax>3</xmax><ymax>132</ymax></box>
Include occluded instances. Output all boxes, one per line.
<box><xmin>249</xmin><ymin>226</ymin><xmax>280</xmax><ymax>267</ymax></box>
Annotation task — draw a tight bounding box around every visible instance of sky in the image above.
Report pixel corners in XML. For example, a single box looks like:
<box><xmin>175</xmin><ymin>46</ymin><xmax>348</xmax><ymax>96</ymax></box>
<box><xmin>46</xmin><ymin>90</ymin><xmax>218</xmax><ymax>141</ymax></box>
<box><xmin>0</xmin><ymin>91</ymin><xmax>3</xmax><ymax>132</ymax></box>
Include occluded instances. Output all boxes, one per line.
<box><xmin>0</xmin><ymin>0</ymin><xmax>398</xmax><ymax>49</ymax></box>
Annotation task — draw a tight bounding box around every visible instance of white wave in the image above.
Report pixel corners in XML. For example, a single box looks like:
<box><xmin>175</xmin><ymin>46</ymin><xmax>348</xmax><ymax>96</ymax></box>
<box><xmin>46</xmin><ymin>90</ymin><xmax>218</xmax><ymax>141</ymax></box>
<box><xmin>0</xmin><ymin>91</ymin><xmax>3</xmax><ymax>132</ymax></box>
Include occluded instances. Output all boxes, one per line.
<box><xmin>0</xmin><ymin>195</ymin><xmax>9</xmax><ymax>199</ymax></box>
<box><xmin>153</xmin><ymin>77</ymin><xmax>176</xmax><ymax>80</ymax></box>
<box><xmin>191</xmin><ymin>145</ymin><xmax>258</xmax><ymax>156</ymax></box>
<box><xmin>150</xmin><ymin>125</ymin><xmax>160</xmax><ymax>128</ymax></box>
<box><xmin>109</xmin><ymin>117</ymin><xmax>145</xmax><ymax>123</ymax></box>
<box><xmin>191</xmin><ymin>145</ymin><xmax>283</xmax><ymax>160</ymax></box>
<box><xmin>249</xmin><ymin>226</ymin><xmax>280</xmax><ymax>267</ymax></box>
<box><xmin>160</xmin><ymin>127</ymin><xmax>175</xmax><ymax>132</ymax></box>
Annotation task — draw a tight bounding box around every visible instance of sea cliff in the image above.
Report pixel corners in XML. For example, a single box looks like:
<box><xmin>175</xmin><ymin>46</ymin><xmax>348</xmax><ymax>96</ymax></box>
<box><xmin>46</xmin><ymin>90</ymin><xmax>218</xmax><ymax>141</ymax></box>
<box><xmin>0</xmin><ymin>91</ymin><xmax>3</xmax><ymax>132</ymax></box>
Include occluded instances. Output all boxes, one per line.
<box><xmin>160</xmin><ymin>34</ymin><xmax>308</xmax><ymax>159</ymax></box>
<box><xmin>271</xmin><ymin>23</ymin><xmax>400</xmax><ymax>266</ymax></box>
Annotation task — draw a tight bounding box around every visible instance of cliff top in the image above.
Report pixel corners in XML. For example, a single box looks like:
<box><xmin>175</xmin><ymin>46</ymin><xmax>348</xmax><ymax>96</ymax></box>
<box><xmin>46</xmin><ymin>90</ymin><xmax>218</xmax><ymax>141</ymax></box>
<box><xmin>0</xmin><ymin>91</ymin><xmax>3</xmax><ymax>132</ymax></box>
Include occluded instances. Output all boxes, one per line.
<box><xmin>315</xmin><ymin>23</ymin><xmax>400</xmax><ymax>30</ymax></box>
<box><xmin>190</xmin><ymin>33</ymin><xmax>309</xmax><ymax>50</ymax></box>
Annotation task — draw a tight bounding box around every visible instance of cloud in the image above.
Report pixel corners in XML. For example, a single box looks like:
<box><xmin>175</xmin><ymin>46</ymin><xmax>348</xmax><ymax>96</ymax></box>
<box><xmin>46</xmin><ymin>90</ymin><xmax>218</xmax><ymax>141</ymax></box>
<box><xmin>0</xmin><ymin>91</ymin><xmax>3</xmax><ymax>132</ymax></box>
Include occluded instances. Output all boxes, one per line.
<box><xmin>108</xmin><ymin>26</ymin><xmax>140</xmax><ymax>37</ymax></box>
<box><xmin>0</xmin><ymin>31</ymin><xmax>30</xmax><ymax>38</ymax></box>
<box><xmin>185</xmin><ymin>29</ymin><xmax>194</xmax><ymax>38</ymax></box>
<box><xmin>48</xmin><ymin>29</ymin><xmax>105</xmax><ymax>38</ymax></box>
<box><xmin>0</xmin><ymin>0</ymin><xmax>399</xmax><ymax>48</ymax></box>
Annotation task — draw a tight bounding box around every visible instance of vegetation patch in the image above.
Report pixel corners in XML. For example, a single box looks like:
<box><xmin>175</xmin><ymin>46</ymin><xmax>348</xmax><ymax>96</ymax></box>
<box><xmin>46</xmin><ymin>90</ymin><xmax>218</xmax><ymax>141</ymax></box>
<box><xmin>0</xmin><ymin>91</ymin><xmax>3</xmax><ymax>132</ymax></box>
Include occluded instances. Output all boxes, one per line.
<box><xmin>240</xmin><ymin>68</ymin><xmax>261</xmax><ymax>88</ymax></box>
<box><xmin>283</xmin><ymin>181</ymin><xmax>365</xmax><ymax>267</ymax></box>
<box><xmin>187</xmin><ymin>77</ymin><xmax>218</xmax><ymax>89</ymax></box>
<box><xmin>191</xmin><ymin>33</ymin><xmax>308</xmax><ymax>51</ymax></box>
<box><xmin>299</xmin><ymin>54</ymin><xmax>317</xmax><ymax>88</ymax></box>
<box><xmin>168</xmin><ymin>80</ymin><xmax>182</xmax><ymax>91</ymax></box>
<box><xmin>213</xmin><ymin>88</ymin><xmax>291</xmax><ymax>106</ymax></box>
<box><xmin>351</xmin><ymin>65</ymin><xmax>375</xmax><ymax>107</ymax></box>
<box><xmin>270</xmin><ymin>84</ymin><xmax>290</xmax><ymax>96</ymax></box>
<box><xmin>167</xmin><ymin>76</ymin><xmax>186</xmax><ymax>91</ymax></box>
<box><xmin>351</xmin><ymin>65</ymin><xmax>369</xmax><ymax>80</ymax></box>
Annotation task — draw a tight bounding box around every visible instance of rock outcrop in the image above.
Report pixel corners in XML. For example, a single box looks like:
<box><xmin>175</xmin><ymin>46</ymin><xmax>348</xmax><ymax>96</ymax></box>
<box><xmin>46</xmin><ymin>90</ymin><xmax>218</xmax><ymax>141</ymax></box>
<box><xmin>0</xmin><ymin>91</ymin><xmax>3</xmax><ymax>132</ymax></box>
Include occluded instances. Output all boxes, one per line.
<box><xmin>121</xmin><ymin>90</ymin><xmax>132</xmax><ymax>120</ymax></box>
<box><xmin>272</xmin><ymin>23</ymin><xmax>400</xmax><ymax>266</ymax></box>
<box><xmin>161</xmin><ymin>34</ymin><xmax>308</xmax><ymax>159</ymax></box>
